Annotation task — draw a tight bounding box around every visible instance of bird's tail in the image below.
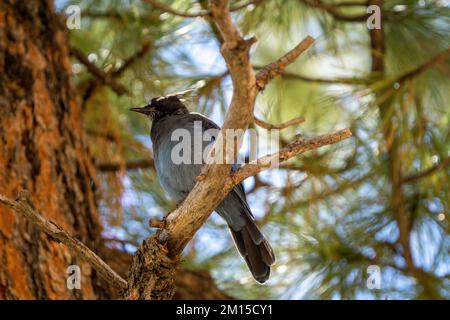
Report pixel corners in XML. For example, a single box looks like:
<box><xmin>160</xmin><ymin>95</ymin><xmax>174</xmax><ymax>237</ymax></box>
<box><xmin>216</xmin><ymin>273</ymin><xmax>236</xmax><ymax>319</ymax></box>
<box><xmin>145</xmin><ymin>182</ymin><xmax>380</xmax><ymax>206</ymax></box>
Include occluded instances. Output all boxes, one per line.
<box><xmin>229</xmin><ymin>216</ymin><xmax>275</xmax><ymax>283</ymax></box>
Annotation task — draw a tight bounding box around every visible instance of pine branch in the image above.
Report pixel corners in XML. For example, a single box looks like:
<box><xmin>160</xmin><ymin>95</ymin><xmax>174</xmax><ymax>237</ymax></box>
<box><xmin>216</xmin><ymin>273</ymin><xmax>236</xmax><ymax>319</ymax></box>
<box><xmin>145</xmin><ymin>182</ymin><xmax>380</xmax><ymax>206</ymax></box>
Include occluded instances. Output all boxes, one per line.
<box><xmin>70</xmin><ymin>46</ymin><xmax>129</xmax><ymax>96</ymax></box>
<box><xmin>255</xmin><ymin>36</ymin><xmax>315</xmax><ymax>90</ymax></box>
<box><xmin>254</xmin><ymin>66</ymin><xmax>369</xmax><ymax>85</ymax></box>
<box><xmin>0</xmin><ymin>190</ymin><xmax>127</xmax><ymax>291</ymax></box>
<box><xmin>403</xmin><ymin>156</ymin><xmax>450</xmax><ymax>184</ymax></box>
<box><xmin>299</xmin><ymin>0</ymin><xmax>369</xmax><ymax>22</ymax></box>
<box><xmin>112</xmin><ymin>41</ymin><xmax>152</xmax><ymax>77</ymax></box>
<box><xmin>144</xmin><ymin>0</ymin><xmax>209</xmax><ymax>17</ymax></box>
<box><xmin>81</xmin><ymin>41</ymin><xmax>152</xmax><ymax>106</ymax></box>
<box><xmin>335</xmin><ymin>1</ymin><xmax>368</xmax><ymax>6</ymax></box>
<box><xmin>97</xmin><ymin>159</ymin><xmax>155</xmax><ymax>172</ymax></box>
<box><xmin>253</xmin><ymin>115</ymin><xmax>305</xmax><ymax>130</ymax></box>
<box><xmin>143</xmin><ymin>0</ymin><xmax>261</xmax><ymax>18</ymax></box>
<box><xmin>395</xmin><ymin>47</ymin><xmax>450</xmax><ymax>85</ymax></box>
<box><xmin>368</xmin><ymin>0</ymin><xmax>441</xmax><ymax>299</ymax></box>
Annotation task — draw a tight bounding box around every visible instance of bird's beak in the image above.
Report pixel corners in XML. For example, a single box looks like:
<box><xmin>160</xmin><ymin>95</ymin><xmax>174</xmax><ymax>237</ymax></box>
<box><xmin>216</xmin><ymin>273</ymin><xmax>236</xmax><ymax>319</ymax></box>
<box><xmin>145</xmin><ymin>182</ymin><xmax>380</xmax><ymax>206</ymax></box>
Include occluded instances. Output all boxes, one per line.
<box><xmin>130</xmin><ymin>104</ymin><xmax>154</xmax><ymax>115</ymax></box>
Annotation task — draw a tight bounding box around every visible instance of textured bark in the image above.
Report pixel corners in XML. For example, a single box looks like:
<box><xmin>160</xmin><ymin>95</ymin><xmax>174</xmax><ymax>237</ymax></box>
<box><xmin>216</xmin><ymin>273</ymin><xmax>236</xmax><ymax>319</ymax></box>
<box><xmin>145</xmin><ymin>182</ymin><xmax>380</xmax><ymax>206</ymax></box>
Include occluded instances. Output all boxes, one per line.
<box><xmin>126</xmin><ymin>236</ymin><xmax>178</xmax><ymax>300</ymax></box>
<box><xmin>103</xmin><ymin>247</ymin><xmax>232</xmax><ymax>300</ymax></box>
<box><xmin>0</xmin><ymin>0</ymin><xmax>110</xmax><ymax>299</ymax></box>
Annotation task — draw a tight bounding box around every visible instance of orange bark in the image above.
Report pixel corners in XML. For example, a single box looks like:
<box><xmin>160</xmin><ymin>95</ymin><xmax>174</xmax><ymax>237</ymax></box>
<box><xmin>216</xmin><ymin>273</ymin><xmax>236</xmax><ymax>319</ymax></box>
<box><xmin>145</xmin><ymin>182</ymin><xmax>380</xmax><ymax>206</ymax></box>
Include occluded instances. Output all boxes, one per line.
<box><xmin>0</xmin><ymin>0</ymin><xmax>108</xmax><ymax>299</ymax></box>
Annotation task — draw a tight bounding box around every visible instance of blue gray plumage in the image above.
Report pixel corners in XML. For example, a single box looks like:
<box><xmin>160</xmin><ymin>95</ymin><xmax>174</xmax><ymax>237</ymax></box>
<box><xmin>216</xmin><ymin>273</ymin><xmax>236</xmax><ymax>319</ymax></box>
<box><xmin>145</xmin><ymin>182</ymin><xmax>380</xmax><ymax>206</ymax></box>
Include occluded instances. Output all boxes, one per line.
<box><xmin>131</xmin><ymin>94</ymin><xmax>275</xmax><ymax>283</ymax></box>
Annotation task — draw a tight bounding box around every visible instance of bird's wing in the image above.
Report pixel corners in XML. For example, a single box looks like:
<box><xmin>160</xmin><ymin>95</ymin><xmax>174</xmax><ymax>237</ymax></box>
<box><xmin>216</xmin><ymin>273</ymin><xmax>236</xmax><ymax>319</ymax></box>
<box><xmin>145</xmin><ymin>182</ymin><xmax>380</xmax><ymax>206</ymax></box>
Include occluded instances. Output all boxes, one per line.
<box><xmin>187</xmin><ymin>112</ymin><xmax>254</xmax><ymax>218</ymax></box>
<box><xmin>188</xmin><ymin>112</ymin><xmax>220</xmax><ymax>130</ymax></box>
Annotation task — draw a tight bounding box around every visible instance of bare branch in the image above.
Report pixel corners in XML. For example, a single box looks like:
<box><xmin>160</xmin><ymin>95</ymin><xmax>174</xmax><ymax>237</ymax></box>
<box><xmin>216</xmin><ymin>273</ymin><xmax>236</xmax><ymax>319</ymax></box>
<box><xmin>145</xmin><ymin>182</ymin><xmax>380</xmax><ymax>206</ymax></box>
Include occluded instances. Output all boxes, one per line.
<box><xmin>255</xmin><ymin>36</ymin><xmax>315</xmax><ymax>90</ymax></box>
<box><xmin>230</xmin><ymin>128</ymin><xmax>353</xmax><ymax>185</ymax></box>
<box><xmin>70</xmin><ymin>46</ymin><xmax>129</xmax><ymax>96</ymax></box>
<box><xmin>253</xmin><ymin>115</ymin><xmax>305</xmax><ymax>130</ymax></box>
<box><xmin>0</xmin><ymin>190</ymin><xmax>127</xmax><ymax>291</ymax></box>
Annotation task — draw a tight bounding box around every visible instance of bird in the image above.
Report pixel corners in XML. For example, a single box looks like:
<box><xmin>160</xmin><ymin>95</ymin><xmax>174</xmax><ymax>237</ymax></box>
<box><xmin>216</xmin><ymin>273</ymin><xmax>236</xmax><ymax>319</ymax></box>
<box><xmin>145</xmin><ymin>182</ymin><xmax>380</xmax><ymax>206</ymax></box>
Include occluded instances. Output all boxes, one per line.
<box><xmin>131</xmin><ymin>93</ymin><xmax>275</xmax><ymax>283</ymax></box>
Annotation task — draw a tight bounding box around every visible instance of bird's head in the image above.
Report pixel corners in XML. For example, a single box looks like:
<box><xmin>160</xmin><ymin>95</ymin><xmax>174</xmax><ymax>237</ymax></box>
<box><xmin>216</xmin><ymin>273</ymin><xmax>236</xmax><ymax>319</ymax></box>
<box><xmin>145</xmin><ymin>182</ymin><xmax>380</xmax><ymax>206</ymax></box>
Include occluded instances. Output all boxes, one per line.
<box><xmin>130</xmin><ymin>93</ymin><xmax>189</xmax><ymax>121</ymax></box>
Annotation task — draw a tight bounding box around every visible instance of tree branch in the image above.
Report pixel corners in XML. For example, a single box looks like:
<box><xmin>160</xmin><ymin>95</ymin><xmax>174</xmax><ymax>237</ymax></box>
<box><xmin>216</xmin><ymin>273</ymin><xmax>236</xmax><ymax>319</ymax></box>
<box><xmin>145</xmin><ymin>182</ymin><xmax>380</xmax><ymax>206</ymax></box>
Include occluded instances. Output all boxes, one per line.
<box><xmin>0</xmin><ymin>190</ymin><xmax>127</xmax><ymax>291</ymax></box>
<box><xmin>395</xmin><ymin>47</ymin><xmax>450</xmax><ymax>85</ymax></box>
<box><xmin>143</xmin><ymin>0</ymin><xmax>209</xmax><ymax>17</ymax></box>
<box><xmin>253</xmin><ymin>115</ymin><xmax>305</xmax><ymax>130</ymax></box>
<box><xmin>229</xmin><ymin>0</ymin><xmax>262</xmax><ymax>12</ymax></box>
<box><xmin>255</xmin><ymin>36</ymin><xmax>315</xmax><ymax>90</ymax></box>
<box><xmin>253</xmin><ymin>65</ymin><xmax>369</xmax><ymax>85</ymax></box>
<box><xmin>402</xmin><ymin>156</ymin><xmax>450</xmax><ymax>184</ymax></box>
<box><xmin>112</xmin><ymin>41</ymin><xmax>152</xmax><ymax>77</ymax></box>
<box><xmin>80</xmin><ymin>41</ymin><xmax>152</xmax><ymax>107</ymax></box>
<box><xmin>70</xmin><ymin>46</ymin><xmax>129</xmax><ymax>96</ymax></box>
<box><xmin>97</xmin><ymin>159</ymin><xmax>155</xmax><ymax>172</ymax></box>
<box><xmin>366</xmin><ymin>0</ymin><xmax>441</xmax><ymax>299</ymax></box>
<box><xmin>143</xmin><ymin>0</ymin><xmax>262</xmax><ymax>18</ymax></box>
<box><xmin>335</xmin><ymin>1</ymin><xmax>368</xmax><ymax>7</ymax></box>
<box><xmin>299</xmin><ymin>0</ymin><xmax>369</xmax><ymax>22</ymax></box>
<box><xmin>230</xmin><ymin>128</ymin><xmax>352</xmax><ymax>184</ymax></box>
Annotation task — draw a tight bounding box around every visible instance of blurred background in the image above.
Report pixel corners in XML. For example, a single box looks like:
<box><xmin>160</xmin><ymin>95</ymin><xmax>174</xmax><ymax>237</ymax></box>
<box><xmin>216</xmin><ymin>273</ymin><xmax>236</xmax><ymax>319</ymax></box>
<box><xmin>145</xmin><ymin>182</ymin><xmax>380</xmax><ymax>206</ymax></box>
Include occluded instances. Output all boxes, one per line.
<box><xmin>61</xmin><ymin>0</ymin><xmax>449</xmax><ymax>299</ymax></box>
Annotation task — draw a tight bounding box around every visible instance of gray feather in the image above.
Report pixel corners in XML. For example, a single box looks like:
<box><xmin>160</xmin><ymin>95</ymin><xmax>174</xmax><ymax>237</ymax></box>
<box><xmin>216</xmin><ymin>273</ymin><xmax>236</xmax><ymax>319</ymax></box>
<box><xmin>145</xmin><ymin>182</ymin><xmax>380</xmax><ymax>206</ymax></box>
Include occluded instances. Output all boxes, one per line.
<box><xmin>150</xmin><ymin>110</ymin><xmax>275</xmax><ymax>283</ymax></box>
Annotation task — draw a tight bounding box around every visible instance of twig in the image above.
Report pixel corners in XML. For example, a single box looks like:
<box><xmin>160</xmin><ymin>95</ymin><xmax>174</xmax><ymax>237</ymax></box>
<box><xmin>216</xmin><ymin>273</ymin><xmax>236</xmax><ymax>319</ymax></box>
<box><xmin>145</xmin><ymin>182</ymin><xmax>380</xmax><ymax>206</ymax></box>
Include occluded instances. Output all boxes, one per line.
<box><xmin>97</xmin><ymin>159</ymin><xmax>155</xmax><ymax>172</ymax></box>
<box><xmin>143</xmin><ymin>0</ymin><xmax>209</xmax><ymax>17</ymax></box>
<box><xmin>335</xmin><ymin>1</ymin><xmax>368</xmax><ymax>6</ymax></box>
<box><xmin>230</xmin><ymin>128</ymin><xmax>352</xmax><ymax>185</ymax></box>
<box><xmin>143</xmin><ymin>0</ymin><xmax>262</xmax><ymax>18</ymax></box>
<box><xmin>255</xmin><ymin>36</ymin><xmax>315</xmax><ymax>90</ymax></box>
<box><xmin>254</xmin><ymin>66</ymin><xmax>369</xmax><ymax>85</ymax></box>
<box><xmin>253</xmin><ymin>115</ymin><xmax>305</xmax><ymax>130</ymax></box>
<box><xmin>112</xmin><ymin>41</ymin><xmax>152</xmax><ymax>77</ymax></box>
<box><xmin>300</xmin><ymin>0</ymin><xmax>369</xmax><ymax>22</ymax></box>
<box><xmin>81</xmin><ymin>41</ymin><xmax>152</xmax><ymax>106</ymax></box>
<box><xmin>395</xmin><ymin>47</ymin><xmax>450</xmax><ymax>85</ymax></box>
<box><xmin>0</xmin><ymin>190</ymin><xmax>127</xmax><ymax>291</ymax></box>
<box><xmin>229</xmin><ymin>0</ymin><xmax>262</xmax><ymax>12</ymax></box>
<box><xmin>84</xmin><ymin>10</ymin><xmax>131</xmax><ymax>20</ymax></box>
<box><xmin>402</xmin><ymin>156</ymin><xmax>450</xmax><ymax>184</ymax></box>
<box><xmin>70</xmin><ymin>46</ymin><xmax>129</xmax><ymax>96</ymax></box>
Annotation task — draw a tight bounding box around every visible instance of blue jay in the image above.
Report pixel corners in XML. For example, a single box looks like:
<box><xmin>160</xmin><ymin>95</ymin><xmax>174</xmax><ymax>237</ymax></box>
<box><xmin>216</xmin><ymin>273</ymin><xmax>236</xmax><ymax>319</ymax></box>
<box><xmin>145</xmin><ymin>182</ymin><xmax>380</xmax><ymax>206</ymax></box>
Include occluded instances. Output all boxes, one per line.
<box><xmin>131</xmin><ymin>94</ymin><xmax>275</xmax><ymax>283</ymax></box>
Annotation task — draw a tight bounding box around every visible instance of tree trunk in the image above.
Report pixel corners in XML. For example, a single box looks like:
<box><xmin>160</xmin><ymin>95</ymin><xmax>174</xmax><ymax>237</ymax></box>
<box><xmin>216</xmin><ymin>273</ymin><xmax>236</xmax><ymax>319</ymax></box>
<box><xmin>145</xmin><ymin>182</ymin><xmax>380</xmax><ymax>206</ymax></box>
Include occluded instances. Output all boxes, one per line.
<box><xmin>0</xmin><ymin>0</ymin><xmax>110</xmax><ymax>299</ymax></box>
